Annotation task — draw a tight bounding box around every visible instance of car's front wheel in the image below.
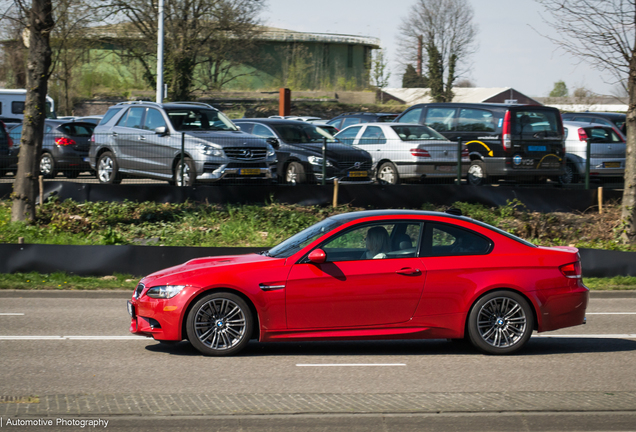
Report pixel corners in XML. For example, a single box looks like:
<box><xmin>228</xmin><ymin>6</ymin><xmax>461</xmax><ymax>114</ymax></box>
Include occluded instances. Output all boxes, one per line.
<box><xmin>558</xmin><ymin>163</ymin><xmax>579</xmax><ymax>185</ymax></box>
<box><xmin>186</xmin><ymin>292</ymin><xmax>253</xmax><ymax>356</ymax></box>
<box><xmin>285</xmin><ymin>161</ymin><xmax>306</xmax><ymax>184</ymax></box>
<box><xmin>377</xmin><ymin>161</ymin><xmax>399</xmax><ymax>185</ymax></box>
<box><xmin>97</xmin><ymin>151</ymin><xmax>122</xmax><ymax>184</ymax></box>
<box><xmin>174</xmin><ymin>157</ymin><xmax>196</xmax><ymax>187</ymax></box>
<box><xmin>467</xmin><ymin>290</ymin><xmax>534</xmax><ymax>355</ymax></box>
<box><xmin>467</xmin><ymin>160</ymin><xmax>489</xmax><ymax>186</ymax></box>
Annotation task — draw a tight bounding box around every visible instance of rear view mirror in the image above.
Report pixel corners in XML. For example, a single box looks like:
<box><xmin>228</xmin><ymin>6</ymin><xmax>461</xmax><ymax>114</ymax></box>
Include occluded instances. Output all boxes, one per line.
<box><xmin>307</xmin><ymin>249</ymin><xmax>327</xmax><ymax>264</ymax></box>
<box><xmin>155</xmin><ymin>126</ymin><xmax>168</xmax><ymax>136</ymax></box>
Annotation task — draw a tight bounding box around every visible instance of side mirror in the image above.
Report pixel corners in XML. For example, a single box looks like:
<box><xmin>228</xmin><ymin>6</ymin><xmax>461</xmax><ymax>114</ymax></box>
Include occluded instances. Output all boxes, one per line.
<box><xmin>307</xmin><ymin>249</ymin><xmax>327</xmax><ymax>264</ymax></box>
<box><xmin>155</xmin><ymin>126</ymin><xmax>168</xmax><ymax>136</ymax></box>
<box><xmin>236</xmin><ymin>125</ymin><xmax>241</xmax><ymax>130</ymax></box>
<box><xmin>266</xmin><ymin>137</ymin><xmax>280</xmax><ymax>149</ymax></box>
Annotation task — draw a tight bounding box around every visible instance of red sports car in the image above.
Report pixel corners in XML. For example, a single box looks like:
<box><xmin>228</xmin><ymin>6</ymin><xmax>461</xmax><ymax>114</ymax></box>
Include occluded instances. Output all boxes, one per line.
<box><xmin>127</xmin><ymin>209</ymin><xmax>588</xmax><ymax>355</ymax></box>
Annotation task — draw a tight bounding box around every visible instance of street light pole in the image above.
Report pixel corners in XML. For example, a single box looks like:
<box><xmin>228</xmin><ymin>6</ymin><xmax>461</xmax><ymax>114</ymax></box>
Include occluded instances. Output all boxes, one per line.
<box><xmin>156</xmin><ymin>0</ymin><xmax>164</xmax><ymax>103</ymax></box>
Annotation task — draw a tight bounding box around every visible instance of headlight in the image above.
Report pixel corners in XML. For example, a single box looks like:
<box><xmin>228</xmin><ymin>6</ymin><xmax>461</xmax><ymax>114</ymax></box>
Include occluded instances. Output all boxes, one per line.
<box><xmin>145</xmin><ymin>285</ymin><xmax>186</xmax><ymax>299</ymax></box>
<box><xmin>197</xmin><ymin>144</ymin><xmax>223</xmax><ymax>157</ymax></box>
<box><xmin>308</xmin><ymin>156</ymin><xmax>333</xmax><ymax>167</ymax></box>
<box><xmin>266</xmin><ymin>144</ymin><xmax>276</xmax><ymax>157</ymax></box>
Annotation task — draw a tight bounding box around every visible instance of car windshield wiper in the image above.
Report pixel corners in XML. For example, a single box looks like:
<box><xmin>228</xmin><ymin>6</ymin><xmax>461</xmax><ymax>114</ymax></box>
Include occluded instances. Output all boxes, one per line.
<box><xmin>258</xmin><ymin>250</ymin><xmax>272</xmax><ymax>257</ymax></box>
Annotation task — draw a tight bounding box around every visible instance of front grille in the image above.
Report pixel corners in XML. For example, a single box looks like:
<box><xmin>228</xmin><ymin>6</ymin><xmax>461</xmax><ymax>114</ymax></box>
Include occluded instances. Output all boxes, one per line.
<box><xmin>134</xmin><ymin>283</ymin><xmax>145</xmax><ymax>299</ymax></box>
<box><xmin>225</xmin><ymin>147</ymin><xmax>267</xmax><ymax>160</ymax></box>
<box><xmin>338</xmin><ymin>161</ymin><xmax>373</xmax><ymax>171</ymax></box>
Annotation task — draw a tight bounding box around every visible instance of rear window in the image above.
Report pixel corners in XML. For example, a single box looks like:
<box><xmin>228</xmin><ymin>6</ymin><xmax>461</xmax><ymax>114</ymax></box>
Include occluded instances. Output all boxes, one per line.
<box><xmin>391</xmin><ymin>125</ymin><xmax>446</xmax><ymax>141</ymax></box>
<box><xmin>512</xmin><ymin>109</ymin><xmax>561</xmax><ymax>138</ymax></box>
<box><xmin>60</xmin><ymin>123</ymin><xmax>95</xmax><ymax>137</ymax></box>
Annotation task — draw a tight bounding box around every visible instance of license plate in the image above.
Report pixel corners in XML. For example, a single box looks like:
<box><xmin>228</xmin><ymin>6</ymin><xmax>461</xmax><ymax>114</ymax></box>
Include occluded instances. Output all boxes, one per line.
<box><xmin>348</xmin><ymin>171</ymin><xmax>367</xmax><ymax>177</ymax></box>
<box><xmin>436</xmin><ymin>166</ymin><xmax>452</xmax><ymax>172</ymax></box>
<box><xmin>239</xmin><ymin>169</ymin><xmax>261</xmax><ymax>175</ymax></box>
<box><xmin>527</xmin><ymin>146</ymin><xmax>547</xmax><ymax>152</ymax></box>
<box><xmin>127</xmin><ymin>301</ymin><xmax>136</xmax><ymax>318</ymax></box>
<box><xmin>603</xmin><ymin>162</ymin><xmax>620</xmax><ymax>168</ymax></box>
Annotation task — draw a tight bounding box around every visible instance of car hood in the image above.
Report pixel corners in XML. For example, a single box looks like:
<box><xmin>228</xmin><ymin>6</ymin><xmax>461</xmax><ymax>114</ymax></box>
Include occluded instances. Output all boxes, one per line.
<box><xmin>283</xmin><ymin>141</ymin><xmax>372</xmax><ymax>161</ymax></box>
<box><xmin>185</xmin><ymin>130</ymin><xmax>267</xmax><ymax>146</ymax></box>
<box><xmin>140</xmin><ymin>253</ymin><xmax>273</xmax><ymax>286</ymax></box>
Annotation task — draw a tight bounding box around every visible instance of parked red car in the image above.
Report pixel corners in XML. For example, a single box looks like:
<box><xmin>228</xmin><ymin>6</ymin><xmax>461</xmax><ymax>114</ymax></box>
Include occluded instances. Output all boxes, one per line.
<box><xmin>127</xmin><ymin>210</ymin><xmax>588</xmax><ymax>355</ymax></box>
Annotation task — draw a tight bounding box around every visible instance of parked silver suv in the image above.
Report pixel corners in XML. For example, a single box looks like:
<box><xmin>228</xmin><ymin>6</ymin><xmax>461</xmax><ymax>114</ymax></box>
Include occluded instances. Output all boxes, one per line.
<box><xmin>89</xmin><ymin>101</ymin><xmax>277</xmax><ymax>185</ymax></box>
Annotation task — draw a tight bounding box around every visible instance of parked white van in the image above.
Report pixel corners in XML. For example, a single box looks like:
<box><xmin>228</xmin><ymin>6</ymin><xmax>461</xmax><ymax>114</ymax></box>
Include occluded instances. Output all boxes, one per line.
<box><xmin>0</xmin><ymin>89</ymin><xmax>56</xmax><ymax>121</ymax></box>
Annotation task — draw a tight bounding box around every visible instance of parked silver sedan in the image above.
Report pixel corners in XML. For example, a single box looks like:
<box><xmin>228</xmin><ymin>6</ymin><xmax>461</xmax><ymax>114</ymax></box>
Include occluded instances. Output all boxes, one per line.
<box><xmin>335</xmin><ymin>123</ymin><xmax>469</xmax><ymax>184</ymax></box>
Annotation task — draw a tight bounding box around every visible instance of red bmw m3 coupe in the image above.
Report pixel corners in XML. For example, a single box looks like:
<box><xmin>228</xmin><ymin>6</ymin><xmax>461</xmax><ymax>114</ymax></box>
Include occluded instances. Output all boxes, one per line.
<box><xmin>127</xmin><ymin>210</ymin><xmax>588</xmax><ymax>355</ymax></box>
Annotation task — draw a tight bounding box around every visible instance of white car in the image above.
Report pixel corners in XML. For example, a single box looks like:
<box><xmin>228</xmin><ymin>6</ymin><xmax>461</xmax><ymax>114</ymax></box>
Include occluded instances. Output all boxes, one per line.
<box><xmin>560</xmin><ymin>121</ymin><xmax>626</xmax><ymax>184</ymax></box>
<box><xmin>335</xmin><ymin>122</ymin><xmax>469</xmax><ymax>184</ymax></box>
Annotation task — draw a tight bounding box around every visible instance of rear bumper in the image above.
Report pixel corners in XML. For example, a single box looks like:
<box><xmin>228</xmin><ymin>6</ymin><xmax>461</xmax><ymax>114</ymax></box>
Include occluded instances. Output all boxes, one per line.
<box><xmin>535</xmin><ymin>284</ymin><xmax>589</xmax><ymax>332</ymax></box>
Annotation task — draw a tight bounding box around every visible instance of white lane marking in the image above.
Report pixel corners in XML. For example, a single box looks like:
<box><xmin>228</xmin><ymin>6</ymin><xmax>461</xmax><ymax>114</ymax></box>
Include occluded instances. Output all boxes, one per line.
<box><xmin>586</xmin><ymin>312</ymin><xmax>636</xmax><ymax>315</ymax></box>
<box><xmin>297</xmin><ymin>363</ymin><xmax>406</xmax><ymax>367</ymax></box>
<box><xmin>0</xmin><ymin>313</ymin><xmax>24</xmax><ymax>316</ymax></box>
<box><xmin>0</xmin><ymin>335</ymin><xmax>148</xmax><ymax>340</ymax></box>
<box><xmin>535</xmin><ymin>334</ymin><xmax>636</xmax><ymax>339</ymax></box>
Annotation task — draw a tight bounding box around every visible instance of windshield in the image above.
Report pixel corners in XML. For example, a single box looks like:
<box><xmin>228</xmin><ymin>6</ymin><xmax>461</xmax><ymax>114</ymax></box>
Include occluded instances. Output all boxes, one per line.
<box><xmin>165</xmin><ymin>108</ymin><xmax>237</xmax><ymax>132</ymax></box>
<box><xmin>267</xmin><ymin>217</ymin><xmax>343</xmax><ymax>258</ymax></box>
<box><xmin>271</xmin><ymin>124</ymin><xmax>335</xmax><ymax>144</ymax></box>
<box><xmin>391</xmin><ymin>125</ymin><xmax>446</xmax><ymax>141</ymax></box>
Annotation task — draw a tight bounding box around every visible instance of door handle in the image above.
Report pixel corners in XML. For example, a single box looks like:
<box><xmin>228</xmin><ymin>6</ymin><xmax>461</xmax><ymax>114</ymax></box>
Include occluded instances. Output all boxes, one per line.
<box><xmin>139</xmin><ymin>136</ymin><xmax>146</xmax><ymax>141</ymax></box>
<box><xmin>112</xmin><ymin>132</ymin><xmax>118</xmax><ymax>137</ymax></box>
<box><xmin>395</xmin><ymin>268</ymin><xmax>421</xmax><ymax>276</ymax></box>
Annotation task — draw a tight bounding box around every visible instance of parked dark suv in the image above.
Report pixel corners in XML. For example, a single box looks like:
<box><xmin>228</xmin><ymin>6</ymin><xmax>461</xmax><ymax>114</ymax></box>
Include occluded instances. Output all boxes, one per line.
<box><xmin>327</xmin><ymin>112</ymin><xmax>398</xmax><ymax>131</ymax></box>
<box><xmin>234</xmin><ymin>118</ymin><xmax>373</xmax><ymax>184</ymax></box>
<box><xmin>395</xmin><ymin>103</ymin><xmax>566</xmax><ymax>185</ymax></box>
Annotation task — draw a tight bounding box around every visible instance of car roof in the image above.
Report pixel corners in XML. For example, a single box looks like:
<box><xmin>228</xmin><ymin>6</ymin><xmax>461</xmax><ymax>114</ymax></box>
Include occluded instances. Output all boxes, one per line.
<box><xmin>563</xmin><ymin>112</ymin><xmax>625</xmax><ymax>118</ymax></box>
<box><xmin>235</xmin><ymin>118</ymin><xmax>317</xmax><ymax>126</ymax></box>
<box><xmin>563</xmin><ymin>120</ymin><xmax>615</xmax><ymax>128</ymax></box>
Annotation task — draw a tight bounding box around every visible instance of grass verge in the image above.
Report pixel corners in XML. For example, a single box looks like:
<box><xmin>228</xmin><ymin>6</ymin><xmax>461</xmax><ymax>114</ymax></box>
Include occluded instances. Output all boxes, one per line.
<box><xmin>0</xmin><ymin>272</ymin><xmax>633</xmax><ymax>291</ymax></box>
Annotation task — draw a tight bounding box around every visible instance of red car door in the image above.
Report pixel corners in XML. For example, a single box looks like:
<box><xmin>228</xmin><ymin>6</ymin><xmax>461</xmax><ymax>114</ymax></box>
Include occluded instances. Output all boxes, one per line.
<box><xmin>285</xmin><ymin>257</ymin><xmax>426</xmax><ymax>329</ymax></box>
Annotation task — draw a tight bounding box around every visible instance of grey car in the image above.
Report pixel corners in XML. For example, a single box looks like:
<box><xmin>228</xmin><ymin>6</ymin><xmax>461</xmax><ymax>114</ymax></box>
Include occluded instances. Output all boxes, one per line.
<box><xmin>89</xmin><ymin>102</ymin><xmax>277</xmax><ymax>186</ymax></box>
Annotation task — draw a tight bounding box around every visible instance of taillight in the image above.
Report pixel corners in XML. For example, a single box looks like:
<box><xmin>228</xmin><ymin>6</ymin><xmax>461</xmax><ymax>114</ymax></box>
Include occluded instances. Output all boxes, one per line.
<box><xmin>90</xmin><ymin>134</ymin><xmax>95</xmax><ymax>143</ymax></box>
<box><xmin>502</xmin><ymin>110</ymin><xmax>511</xmax><ymax>150</ymax></box>
<box><xmin>7</xmin><ymin>136</ymin><xmax>13</xmax><ymax>149</ymax></box>
<box><xmin>560</xmin><ymin>262</ymin><xmax>582</xmax><ymax>279</ymax></box>
<box><xmin>577</xmin><ymin>128</ymin><xmax>588</xmax><ymax>142</ymax></box>
<box><xmin>55</xmin><ymin>137</ymin><xmax>76</xmax><ymax>146</ymax></box>
<box><xmin>411</xmin><ymin>148</ymin><xmax>431</xmax><ymax>157</ymax></box>
<box><xmin>462</xmin><ymin>148</ymin><xmax>469</xmax><ymax>157</ymax></box>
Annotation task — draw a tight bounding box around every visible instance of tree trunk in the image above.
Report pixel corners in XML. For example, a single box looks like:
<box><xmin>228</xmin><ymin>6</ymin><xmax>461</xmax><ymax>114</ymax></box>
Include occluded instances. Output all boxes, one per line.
<box><xmin>621</xmin><ymin>39</ymin><xmax>636</xmax><ymax>243</ymax></box>
<box><xmin>11</xmin><ymin>0</ymin><xmax>54</xmax><ymax>222</ymax></box>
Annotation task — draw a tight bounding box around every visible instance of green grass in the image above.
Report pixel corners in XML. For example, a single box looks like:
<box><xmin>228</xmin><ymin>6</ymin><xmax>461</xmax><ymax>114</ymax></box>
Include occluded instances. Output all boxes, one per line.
<box><xmin>582</xmin><ymin>276</ymin><xmax>636</xmax><ymax>290</ymax></box>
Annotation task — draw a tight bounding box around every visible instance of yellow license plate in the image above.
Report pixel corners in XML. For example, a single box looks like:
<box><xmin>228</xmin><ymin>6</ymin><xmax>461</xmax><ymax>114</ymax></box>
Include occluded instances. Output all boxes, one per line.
<box><xmin>348</xmin><ymin>171</ymin><xmax>367</xmax><ymax>177</ymax></box>
<box><xmin>240</xmin><ymin>169</ymin><xmax>261</xmax><ymax>175</ymax></box>
<box><xmin>603</xmin><ymin>162</ymin><xmax>620</xmax><ymax>168</ymax></box>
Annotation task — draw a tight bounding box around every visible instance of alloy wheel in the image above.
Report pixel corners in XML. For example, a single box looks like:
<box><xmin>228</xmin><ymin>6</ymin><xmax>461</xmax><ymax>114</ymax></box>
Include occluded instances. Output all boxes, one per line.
<box><xmin>193</xmin><ymin>297</ymin><xmax>247</xmax><ymax>351</ymax></box>
<box><xmin>476</xmin><ymin>296</ymin><xmax>527</xmax><ymax>349</ymax></box>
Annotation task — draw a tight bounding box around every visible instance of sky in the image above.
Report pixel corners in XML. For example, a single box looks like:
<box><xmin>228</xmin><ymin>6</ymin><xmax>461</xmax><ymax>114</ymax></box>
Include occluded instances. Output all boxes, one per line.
<box><xmin>262</xmin><ymin>0</ymin><xmax>619</xmax><ymax>97</ymax></box>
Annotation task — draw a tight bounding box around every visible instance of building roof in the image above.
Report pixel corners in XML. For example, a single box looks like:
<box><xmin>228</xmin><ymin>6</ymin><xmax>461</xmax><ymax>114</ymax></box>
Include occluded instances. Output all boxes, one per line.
<box><xmin>382</xmin><ymin>87</ymin><xmax>541</xmax><ymax>106</ymax></box>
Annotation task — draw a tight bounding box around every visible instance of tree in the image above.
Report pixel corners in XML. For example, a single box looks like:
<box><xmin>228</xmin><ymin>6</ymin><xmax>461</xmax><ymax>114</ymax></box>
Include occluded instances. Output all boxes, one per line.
<box><xmin>402</xmin><ymin>64</ymin><xmax>428</xmax><ymax>88</ymax></box>
<box><xmin>549</xmin><ymin>80</ymin><xmax>569</xmax><ymax>97</ymax></box>
<box><xmin>104</xmin><ymin>0</ymin><xmax>265</xmax><ymax>101</ymax></box>
<box><xmin>397</xmin><ymin>0</ymin><xmax>477</xmax><ymax>97</ymax></box>
<box><xmin>1</xmin><ymin>0</ymin><xmax>54</xmax><ymax>222</ymax></box>
<box><xmin>537</xmin><ymin>0</ymin><xmax>636</xmax><ymax>244</ymax></box>
<box><xmin>371</xmin><ymin>48</ymin><xmax>391</xmax><ymax>102</ymax></box>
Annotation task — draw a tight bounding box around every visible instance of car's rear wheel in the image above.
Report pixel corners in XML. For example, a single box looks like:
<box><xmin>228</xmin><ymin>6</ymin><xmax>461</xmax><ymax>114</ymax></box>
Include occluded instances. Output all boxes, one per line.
<box><xmin>39</xmin><ymin>153</ymin><xmax>57</xmax><ymax>179</ymax></box>
<box><xmin>558</xmin><ymin>163</ymin><xmax>579</xmax><ymax>185</ymax></box>
<box><xmin>377</xmin><ymin>161</ymin><xmax>399</xmax><ymax>185</ymax></box>
<box><xmin>97</xmin><ymin>151</ymin><xmax>122</xmax><ymax>184</ymax></box>
<box><xmin>285</xmin><ymin>161</ymin><xmax>306</xmax><ymax>184</ymax></box>
<box><xmin>186</xmin><ymin>292</ymin><xmax>253</xmax><ymax>356</ymax></box>
<box><xmin>467</xmin><ymin>290</ymin><xmax>534</xmax><ymax>355</ymax></box>
<box><xmin>467</xmin><ymin>160</ymin><xmax>489</xmax><ymax>186</ymax></box>
<box><xmin>174</xmin><ymin>157</ymin><xmax>196</xmax><ymax>187</ymax></box>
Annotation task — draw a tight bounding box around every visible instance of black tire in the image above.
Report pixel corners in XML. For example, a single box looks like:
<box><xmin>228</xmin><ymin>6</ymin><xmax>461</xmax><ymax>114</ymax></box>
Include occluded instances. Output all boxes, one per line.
<box><xmin>285</xmin><ymin>161</ymin><xmax>306</xmax><ymax>184</ymax></box>
<box><xmin>558</xmin><ymin>163</ymin><xmax>579</xmax><ymax>185</ymax></box>
<box><xmin>39</xmin><ymin>153</ymin><xmax>57</xmax><ymax>179</ymax></box>
<box><xmin>96</xmin><ymin>151</ymin><xmax>122</xmax><ymax>184</ymax></box>
<box><xmin>186</xmin><ymin>291</ymin><xmax>253</xmax><ymax>356</ymax></box>
<box><xmin>63</xmin><ymin>170</ymin><xmax>80</xmax><ymax>179</ymax></box>
<box><xmin>467</xmin><ymin>290</ymin><xmax>534</xmax><ymax>355</ymax></box>
<box><xmin>377</xmin><ymin>161</ymin><xmax>399</xmax><ymax>185</ymax></box>
<box><xmin>174</xmin><ymin>157</ymin><xmax>196</xmax><ymax>187</ymax></box>
<box><xmin>467</xmin><ymin>160</ymin><xmax>489</xmax><ymax>186</ymax></box>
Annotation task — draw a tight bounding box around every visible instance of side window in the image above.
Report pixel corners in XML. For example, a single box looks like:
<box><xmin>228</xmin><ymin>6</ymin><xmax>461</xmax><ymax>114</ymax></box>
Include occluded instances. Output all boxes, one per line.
<box><xmin>12</xmin><ymin>101</ymin><xmax>25</xmax><ymax>115</ymax></box>
<box><xmin>319</xmin><ymin>222</ymin><xmax>422</xmax><ymax>262</ymax></box>
<box><xmin>336</xmin><ymin>126</ymin><xmax>362</xmax><ymax>145</ymax></box>
<box><xmin>9</xmin><ymin>125</ymin><xmax>23</xmax><ymax>142</ymax></box>
<box><xmin>327</xmin><ymin>119</ymin><xmax>342</xmax><ymax>129</ymax></box>
<box><xmin>117</xmin><ymin>107</ymin><xmax>145</xmax><ymax>129</ymax></box>
<box><xmin>424</xmin><ymin>108</ymin><xmax>456</xmax><ymax>132</ymax></box>
<box><xmin>99</xmin><ymin>108</ymin><xmax>123</xmax><ymax>125</ymax></box>
<box><xmin>252</xmin><ymin>124</ymin><xmax>276</xmax><ymax>138</ymax></box>
<box><xmin>457</xmin><ymin>108</ymin><xmax>495</xmax><ymax>132</ymax></box>
<box><xmin>342</xmin><ymin>117</ymin><xmax>361</xmax><ymax>128</ymax></box>
<box><xmin>398</xmin><ymin>108</ymin><xmax>423</xmax><ymax>124</ymax></box>
<box><xmin>422</xmin><ymin>223</ymin><xmax>492</xmax><ymax>257</ymax></box>
<box><xmin>143</xmin><ymin>108</ymin><xmax>167</xmax><ymax>131</ymax></box>
<box><xmin>360</xmin><ymin>126</ymin><xmax>387</xmax><ymax>145</ymax></box>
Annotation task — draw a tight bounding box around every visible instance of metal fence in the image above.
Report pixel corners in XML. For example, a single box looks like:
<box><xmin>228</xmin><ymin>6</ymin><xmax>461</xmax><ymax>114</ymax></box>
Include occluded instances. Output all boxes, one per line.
<box><xmin>0</xmin><ymin>133</ymin><xmax>627</xmax><ymax>189</ymax></box>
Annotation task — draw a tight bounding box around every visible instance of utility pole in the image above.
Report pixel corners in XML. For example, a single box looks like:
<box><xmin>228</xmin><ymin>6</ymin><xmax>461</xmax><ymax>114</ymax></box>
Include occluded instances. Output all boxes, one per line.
<box><xmin>156</xmin><ymin>0</ymin><xmax>164</xmax><ymax>103</ymax></box>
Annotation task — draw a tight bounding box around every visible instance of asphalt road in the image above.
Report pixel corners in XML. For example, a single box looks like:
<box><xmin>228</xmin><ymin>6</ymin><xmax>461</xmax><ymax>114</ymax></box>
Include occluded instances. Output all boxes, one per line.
<box><xmin>1</xmin><ymin>292</ymin><xmax>635</xmax><ymax>431</ymax></box>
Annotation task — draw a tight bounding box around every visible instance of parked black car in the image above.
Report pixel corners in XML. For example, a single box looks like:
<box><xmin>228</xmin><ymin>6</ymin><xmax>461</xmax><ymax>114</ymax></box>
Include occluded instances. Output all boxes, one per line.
<box><xmin>8</xmin><ymin>120</ymin><xmax>95</xmax><ymax>178</ymax></box>
<box><xmin>326</xmin><ymin>112</ymin><xmax>398</xmax><ymax>131</ymax></box>
<box><xmin>561</xmin><ymin>112</ymin><xmax>626</xmax><ymax>137</ymax></box>
<box><xmin>394</xmin><ymin>103</ymin><xmax>566</xmax><ymax>185</ymax></box>
<box><xmin>234</xmin><ymin>118</ymin><xmax>374</xmax><ymax>184</ymax></box>
<box><xmin>0</xmin><ymin>120</ymin><xmax>17</xmax><ymax>176</ymax></box>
